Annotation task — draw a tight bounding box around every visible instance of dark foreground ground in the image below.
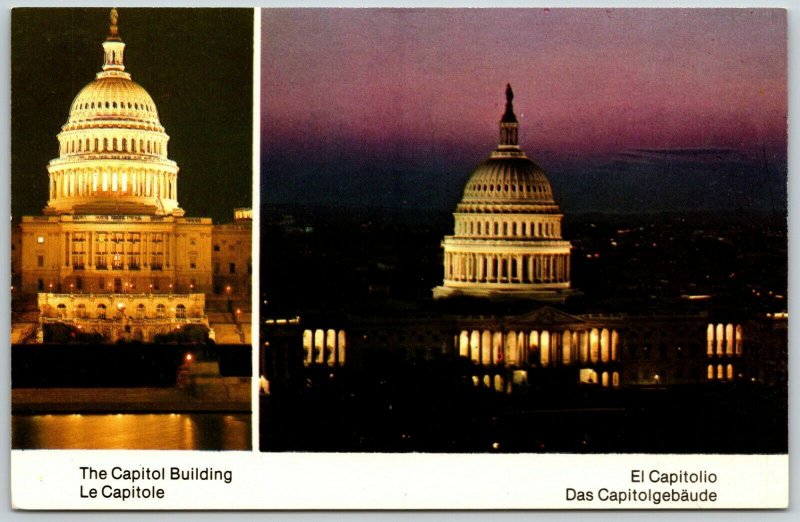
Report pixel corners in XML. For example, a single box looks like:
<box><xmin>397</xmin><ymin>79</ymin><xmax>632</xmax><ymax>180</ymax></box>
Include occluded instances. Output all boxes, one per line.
<box><xmin>260</xmin><ymin>361</ymin><xmax>787</xmax><ymax>454</ymax></box>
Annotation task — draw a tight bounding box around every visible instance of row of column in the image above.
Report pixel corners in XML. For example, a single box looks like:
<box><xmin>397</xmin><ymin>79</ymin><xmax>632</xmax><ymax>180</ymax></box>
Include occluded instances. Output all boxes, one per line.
<box><xmin>457</xmin><ymin>327</ymin><xmax>619</xmax><ymax>367</ymax></box>
<box><xmin>706</xmin><ymin>323</ymin><xmax>743</xmax><ymax>356</ymax></box>
<box><xmin>303</xmin><ymin>329</ymin><xmax>347</xmax><ymax>367</ymax></box>
<box><xmin>457</xmin><ymin>218</ymin><xmax>559</xmax><ymax>239</ymax></box>
<box><xmin>445</xmin><ymin>252</ymin><xmax>570</xmax><ymax>284</ymax></box>
<box><xmin>49</xmin><ymin>168</ymin><xmax>176</xmax><ymax>201</ymax></box>
<box><xmin>56</xmin><ymin>302</ymin><xmax>180</xmax><ymax>320</ymax></box>
<box><xmin>708</xmin><ymin>363</ymin><xmax>735</xmax><ymax>381</ymax></box>
<box><xmin>63</xmin><ymin>231</ymin><xmax>170</xmax><ymax>271</ymax></box>
<box><xmin>60</xmin><ymin>135</ymin><xmax>165</xmax><ymax>157</ymax></box>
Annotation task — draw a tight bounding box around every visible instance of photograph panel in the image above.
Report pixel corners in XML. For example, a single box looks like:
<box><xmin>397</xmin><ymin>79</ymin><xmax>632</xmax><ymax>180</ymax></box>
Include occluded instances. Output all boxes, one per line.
<box><xmin>259</xmin><ymin>8</ymin><xmax>787</xmax><ymax>454</ymax></box>
<box><xmin>10</xmin><ymin>8</ymin><xmax>254</xmax><ymax>450</ymax></box>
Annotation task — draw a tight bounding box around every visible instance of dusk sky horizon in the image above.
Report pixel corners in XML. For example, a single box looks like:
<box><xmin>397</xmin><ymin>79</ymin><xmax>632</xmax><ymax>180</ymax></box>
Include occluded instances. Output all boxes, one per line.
<box><xmin>261</xmin><ymin>8</ymin><xmax>787</xmax><ymax>214</ymax></box>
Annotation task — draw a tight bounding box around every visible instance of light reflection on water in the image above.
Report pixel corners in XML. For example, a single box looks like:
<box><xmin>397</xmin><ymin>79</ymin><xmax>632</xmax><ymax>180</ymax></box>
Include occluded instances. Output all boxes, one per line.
<box><xmin>12</xmin><ymin>413</ymin><xmax>251</xmax><ymax>450</ymax></box>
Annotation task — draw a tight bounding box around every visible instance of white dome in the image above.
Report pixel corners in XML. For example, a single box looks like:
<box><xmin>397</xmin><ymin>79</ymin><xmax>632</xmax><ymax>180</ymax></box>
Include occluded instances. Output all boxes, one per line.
<box><xmin>434</xmin><ymin>85</ymin><xmax>573</xmax><ymax>302</ymax></box>
<box><xmin>43</xmin><ymin>11</ymin><xmax>183</xmax><ymax>217</ymax></box>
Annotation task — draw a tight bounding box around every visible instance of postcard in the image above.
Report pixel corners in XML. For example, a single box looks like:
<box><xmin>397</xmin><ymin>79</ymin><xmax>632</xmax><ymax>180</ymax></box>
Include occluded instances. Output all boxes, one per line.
<box><xmin>9</xmin><ymin>6</ymin><xmax>789</xmax><ymax>510</ymax></box>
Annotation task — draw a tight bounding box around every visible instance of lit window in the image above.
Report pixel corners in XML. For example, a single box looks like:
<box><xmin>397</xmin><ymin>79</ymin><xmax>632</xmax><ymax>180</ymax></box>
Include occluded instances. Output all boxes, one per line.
<box><xmin>37</xmin><ymin>236</ymin><xmax>44</xmax><ymax>244</ymax></box>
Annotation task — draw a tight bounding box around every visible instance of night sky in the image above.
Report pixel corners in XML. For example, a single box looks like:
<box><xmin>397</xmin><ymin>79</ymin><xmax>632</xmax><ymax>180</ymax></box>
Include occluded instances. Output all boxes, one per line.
<box><xmin>261</xmin><ymin>9</ymin><xmax>787</xmax><ymax>214</ymax></box>
<box><xmin>11</xmin><ymin>8</ymin><xmax>253</xmax><ymax>223</ymax></box>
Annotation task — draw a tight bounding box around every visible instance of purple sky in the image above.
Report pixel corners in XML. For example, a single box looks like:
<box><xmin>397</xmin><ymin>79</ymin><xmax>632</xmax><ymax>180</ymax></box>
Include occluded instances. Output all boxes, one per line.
<box><xmin>262</xmin><ymin>9</ymin><xmax>787</xmax><ymax>212</ymax></box>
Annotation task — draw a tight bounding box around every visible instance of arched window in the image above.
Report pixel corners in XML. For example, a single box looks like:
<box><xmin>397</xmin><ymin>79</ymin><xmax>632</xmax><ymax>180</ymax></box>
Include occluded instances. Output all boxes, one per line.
<box><xmin>176</xmin><ymin>304</ymin><xmax>186</xmax><ymax>319</ymax></box>
<box><xmin>725</xmin><ymin>323</ymin><xmax>734</xmax><ymax>355</ymax></box>
<box><xmin>302</xmin><ymin>330</ymin><xmax>313</xmax><ymax>363</ymax></box>
<box><xmin>735</xmin><ymin>324</ymin><xmax>743</xmax><ymax>355</ymax></box>
<box><xmin>600</xmin><ymin>329</ymin><xmax>610</xmax><ymax>362</ymax></box>
<box><xmin>707</xmin><ymin>324</ymin><xmax>714</xmax><ymax>355</ymax></box>
<box><xmin>97</xmin><ymin>304</ymin><xmax>107</xmax><ymax>319</ymax></box>
<box><xmin>156</xmin><ymin>304</ymin><xmax>166</xmax><ymax>318</ymax></box>
<box><xmin>589</xmin><ymin>328</ymin><xmax>599</xmax><ymax>363</ymax></box>
<box><xmin>57</xmin><ymin>303</ymin><xmax>67</xmax><ymax>318</ymax></box>
<box><xmin>540</xmin><ymin>330</ymin><xmax>550</xmax><ymax>367</ymax></box>
<box><xmin>314</xmin><ymin>329</ymin><xmax>325</xmax><ymax>363</ymax></box>
<box><xmin>458</xmin><ymin>330</ymin><xmax>469</xmax><ymax>358</ymax></box>
<box><xmin>136</xmin><ymin>303</ymin><xmax>145</xmax><ymax>319</ymax></box>
<box><xmin>75</xmin><ymin>304</ymin><xmax>87</xmax><ymax>319</ymax></box>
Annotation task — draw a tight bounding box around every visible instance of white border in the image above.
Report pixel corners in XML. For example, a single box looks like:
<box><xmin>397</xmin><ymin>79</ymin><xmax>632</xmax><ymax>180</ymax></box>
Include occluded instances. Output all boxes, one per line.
<box><xmin>10</xmin><ymin>452</ymin><xmax>789</xmax><ymax>510</ymax></box>
<box><xmin>3</xmin><ymin>0</ymin><xmax>797</xmax><ymax>515</ymax></box>
<box><xmin>251</xmin><ymin>6</ymin><xmax>262</xmax><ymax>454</ymax></box>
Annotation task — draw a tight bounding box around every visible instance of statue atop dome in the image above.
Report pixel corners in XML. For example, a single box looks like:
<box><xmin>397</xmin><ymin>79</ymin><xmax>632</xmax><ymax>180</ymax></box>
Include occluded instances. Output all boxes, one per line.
<box><xmin>501</xmin><ymin>83</ymin><xmax>517</xmax><ymax>124</ymax></box>
<box><xmin>108</xmin><ymin>8</ymin><xmax>120</xmax><ymax>41</ymax></box>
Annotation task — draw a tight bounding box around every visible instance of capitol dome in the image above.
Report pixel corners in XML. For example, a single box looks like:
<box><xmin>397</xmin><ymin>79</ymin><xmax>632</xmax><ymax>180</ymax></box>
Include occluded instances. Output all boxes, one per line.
<box><xmin>460</xmin><ymin>156</ymin><xmax>558</xmax><ymax>208</ymax></box>
<box><xmin>433</xmin><ymin>85</ymin><xmax>573</xmax><ymax>302</ymax></box>
<box><xmin>43</xmin><ymin>9</ymin><xmax>183</xmax><ymax>216</ymax></box>
<box><xmin>66</xmin><ymin>77</ymin><xmax>162</xmax><ymax>128</ymax></box>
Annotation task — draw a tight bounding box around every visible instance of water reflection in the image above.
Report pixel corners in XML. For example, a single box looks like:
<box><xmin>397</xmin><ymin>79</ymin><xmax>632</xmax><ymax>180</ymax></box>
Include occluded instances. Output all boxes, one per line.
<box><xmin>12</xmin><ymin>413</ymin><xmax>251</xmax><ymax>450</ymax></box>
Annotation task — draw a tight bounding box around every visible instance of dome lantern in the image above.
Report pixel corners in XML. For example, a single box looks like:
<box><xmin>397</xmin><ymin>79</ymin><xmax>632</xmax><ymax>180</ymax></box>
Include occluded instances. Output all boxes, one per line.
<box><xmin>499</xmin><ymin>83</ymin><xmax>519</xmax><ymax>148</ymax></box>
<box><xmin>101</xmin><ymin>9</ymin><xmax>126</xmax><ymax>76</ymax></box>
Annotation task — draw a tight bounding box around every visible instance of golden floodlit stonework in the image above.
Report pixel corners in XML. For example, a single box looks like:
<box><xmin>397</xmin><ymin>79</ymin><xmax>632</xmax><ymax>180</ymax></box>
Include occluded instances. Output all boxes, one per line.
<box><xmin>12</xmin><ymin>10</ymin><xmax>251</xmax><ymax>345</ymax></box>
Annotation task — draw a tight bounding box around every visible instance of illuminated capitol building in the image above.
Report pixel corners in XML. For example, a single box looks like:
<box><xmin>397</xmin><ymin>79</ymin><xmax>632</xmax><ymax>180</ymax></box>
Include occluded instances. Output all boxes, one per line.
<box><xmin>11</xmin><ymin>10</ymin><xmax>251</xmax><ymax>345</ymax></box>
<box><xmin>264</xmin><ymin>86</ymin><xmax>786</xmax><ymax>391</ymax></box>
